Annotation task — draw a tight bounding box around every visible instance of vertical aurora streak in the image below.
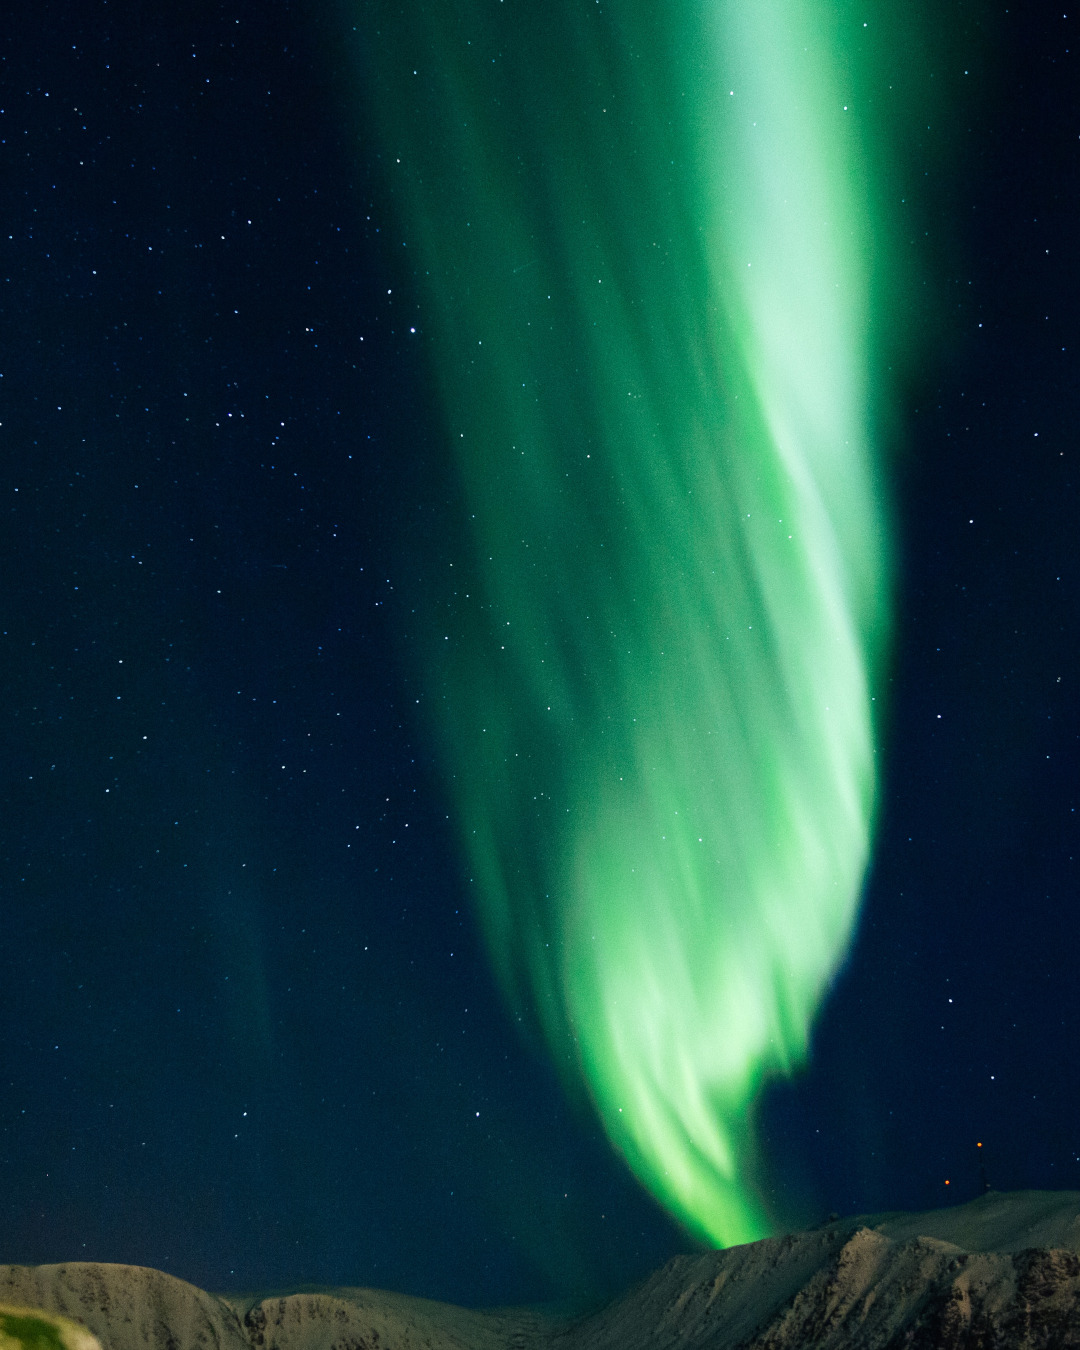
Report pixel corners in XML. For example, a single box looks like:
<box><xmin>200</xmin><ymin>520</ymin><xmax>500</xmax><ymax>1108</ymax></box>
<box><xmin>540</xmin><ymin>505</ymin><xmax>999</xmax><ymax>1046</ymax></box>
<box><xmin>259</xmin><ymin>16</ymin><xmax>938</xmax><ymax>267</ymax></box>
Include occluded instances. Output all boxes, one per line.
<box><xmin>357</xmin><ymin>0</ymin><xmax>914</xmax><ymax>1245</ymax></box>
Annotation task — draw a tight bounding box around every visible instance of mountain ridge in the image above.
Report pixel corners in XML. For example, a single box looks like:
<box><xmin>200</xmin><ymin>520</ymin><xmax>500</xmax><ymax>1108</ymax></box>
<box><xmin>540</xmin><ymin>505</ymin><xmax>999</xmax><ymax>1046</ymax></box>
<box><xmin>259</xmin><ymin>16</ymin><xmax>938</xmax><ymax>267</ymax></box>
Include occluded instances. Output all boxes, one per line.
<box><xmin>3</xmin><ymin>1190</ymin><xmax>1079</xmax><ymax>1349</ymax></box>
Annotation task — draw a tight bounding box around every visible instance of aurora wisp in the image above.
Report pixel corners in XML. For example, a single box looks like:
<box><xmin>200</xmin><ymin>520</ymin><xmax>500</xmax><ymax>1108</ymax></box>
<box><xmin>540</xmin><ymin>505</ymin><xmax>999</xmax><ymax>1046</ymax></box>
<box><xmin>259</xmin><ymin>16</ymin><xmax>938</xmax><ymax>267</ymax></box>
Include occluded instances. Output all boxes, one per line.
<box><xmin>358</xmin><ymin>0</ymin><xmax>909</xmax><ymax>1244</ymax></box>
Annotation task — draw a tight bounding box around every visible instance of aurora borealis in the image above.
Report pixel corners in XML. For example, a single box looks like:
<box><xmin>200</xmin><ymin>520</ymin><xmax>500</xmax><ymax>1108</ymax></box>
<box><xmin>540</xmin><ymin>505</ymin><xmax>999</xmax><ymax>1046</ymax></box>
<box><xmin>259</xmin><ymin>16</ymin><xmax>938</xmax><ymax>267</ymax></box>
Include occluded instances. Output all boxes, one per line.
<box><xmin>360</xmin><ymin>0</ymin><xmax>908</xmax><ymax>1243</ymax></box>
<box><xmin>7</xmin><ymin>0</ymin><xmax>1080</xmax><ymax>1313</ymax></box>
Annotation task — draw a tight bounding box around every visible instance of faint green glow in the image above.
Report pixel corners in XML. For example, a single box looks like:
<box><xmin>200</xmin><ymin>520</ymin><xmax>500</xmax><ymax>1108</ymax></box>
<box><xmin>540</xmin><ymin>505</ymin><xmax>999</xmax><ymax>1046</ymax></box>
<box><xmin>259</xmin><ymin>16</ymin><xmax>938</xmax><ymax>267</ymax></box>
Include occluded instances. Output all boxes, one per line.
<box><xmin>0</xmin><ymin>1306</ymin><xmax>101</xmax><ymax>1350</ymax></box>
<box><xmin>357</xmin><ymin>0</ymin><xmax>913</xmax><ymax>1245</ymax></box>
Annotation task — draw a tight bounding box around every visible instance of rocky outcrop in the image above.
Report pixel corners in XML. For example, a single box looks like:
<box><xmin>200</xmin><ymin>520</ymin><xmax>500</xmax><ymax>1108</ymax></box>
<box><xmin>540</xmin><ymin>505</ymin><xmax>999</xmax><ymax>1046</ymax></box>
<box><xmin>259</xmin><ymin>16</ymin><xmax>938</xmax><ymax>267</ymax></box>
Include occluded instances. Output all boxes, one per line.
<box><xmin>237</xmin><ymin>1289</ymin><xmax>547</xmax><ymax>1350</ymax></box>
<box><xmin>550</xmin><ymin>1224</ymin><xmax>1080</xmax><ymax>1350</ymax></box>
<box><xmin>3</xmin><ymin>1191</ymin><xmax>1080</xmax><ymax>1350</ymax></box>
<box><xmin>0</xmin><ymin>1265</ymin><xmax>247</xmax><ymax>1350</ymax></box>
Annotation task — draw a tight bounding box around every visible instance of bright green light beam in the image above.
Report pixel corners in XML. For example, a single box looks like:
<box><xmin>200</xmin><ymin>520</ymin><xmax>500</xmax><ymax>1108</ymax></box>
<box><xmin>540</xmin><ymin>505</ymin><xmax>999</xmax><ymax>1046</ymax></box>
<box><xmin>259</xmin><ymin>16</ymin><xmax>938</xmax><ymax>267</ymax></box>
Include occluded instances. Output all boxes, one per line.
<box><xmin>355</xmin><ymin>0</ymin><xmax>916</xmax><ymax>1245</ymax></box>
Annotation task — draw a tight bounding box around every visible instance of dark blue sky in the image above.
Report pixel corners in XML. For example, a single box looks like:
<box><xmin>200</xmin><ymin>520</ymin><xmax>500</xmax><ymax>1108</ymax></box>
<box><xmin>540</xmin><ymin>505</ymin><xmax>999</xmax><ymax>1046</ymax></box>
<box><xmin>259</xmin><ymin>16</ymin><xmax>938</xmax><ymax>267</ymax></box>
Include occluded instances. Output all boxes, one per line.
<box><xmin>1</xmin><ymin>0</ymin><xmax>1078</xmax><ymax>1312</ymax></box>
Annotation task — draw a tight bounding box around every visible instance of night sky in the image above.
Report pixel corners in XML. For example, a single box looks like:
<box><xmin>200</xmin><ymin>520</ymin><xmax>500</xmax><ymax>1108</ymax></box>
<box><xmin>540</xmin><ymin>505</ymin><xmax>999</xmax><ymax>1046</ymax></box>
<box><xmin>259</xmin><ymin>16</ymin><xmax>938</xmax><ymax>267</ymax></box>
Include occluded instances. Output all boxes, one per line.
<box><xmin>2</xmin><ymin>0</ymin><xmax>1079</xmax><ymax>1315</ymax></box>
